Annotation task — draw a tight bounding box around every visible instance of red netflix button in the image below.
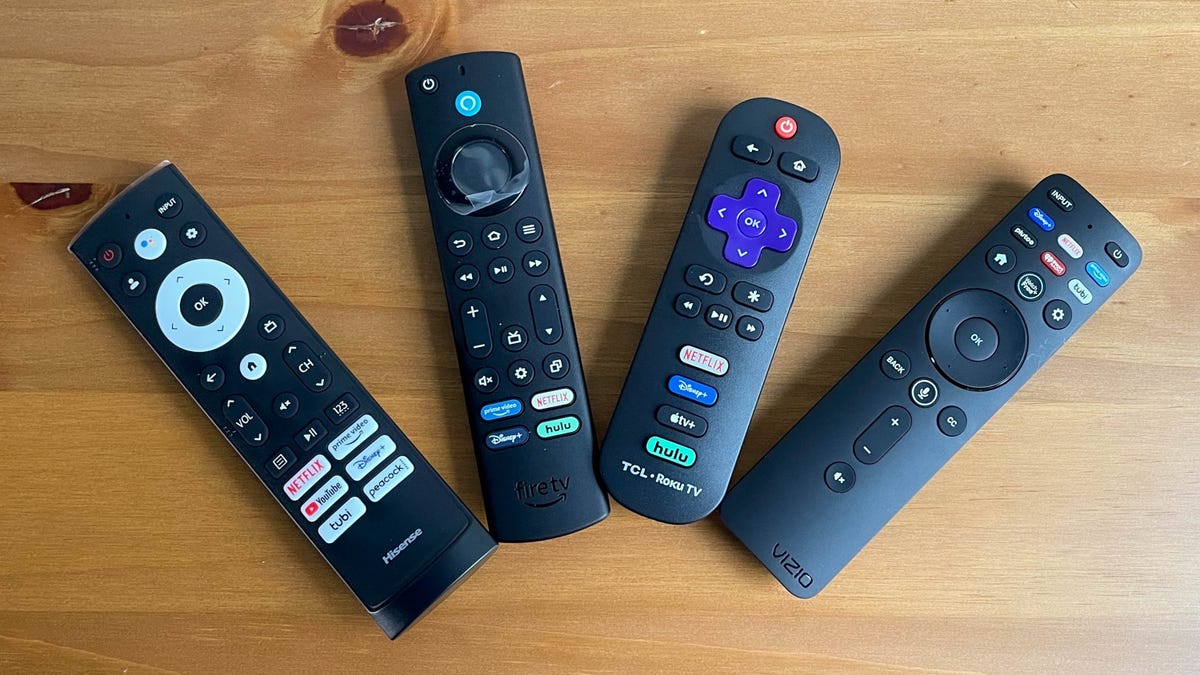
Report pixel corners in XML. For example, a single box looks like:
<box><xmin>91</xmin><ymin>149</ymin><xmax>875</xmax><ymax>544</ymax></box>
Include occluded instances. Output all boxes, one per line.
<box><xmin>1040</xmin><ymin>251</ymin><xmax>1067</xmax><ymax>277</ymax></box>
<box><xmin>283</xmin><ymin>454</ymin><xmax>330</xmax><ymax>501</ymax></box>
<box><xmin>678</xmin><ymin>344</ymin><xmax>729</xmax><ymax>376</ymax></box>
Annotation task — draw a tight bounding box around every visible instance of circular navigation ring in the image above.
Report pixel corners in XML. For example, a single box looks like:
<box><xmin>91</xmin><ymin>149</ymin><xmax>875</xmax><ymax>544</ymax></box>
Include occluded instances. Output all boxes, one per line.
<box><xmin>155</xmin><ymin>259</ymin><xmax>250</xmax><ymax>353</ymax></box>
<box><xmin>434</xmin><ymin>123</ymin><xmax>530</xmax><ymax>216</ymax></box>
<box><xmin>926</xmin><ymin>289</ymin><xmax>1028</xmax><ymax>391</ymax></box>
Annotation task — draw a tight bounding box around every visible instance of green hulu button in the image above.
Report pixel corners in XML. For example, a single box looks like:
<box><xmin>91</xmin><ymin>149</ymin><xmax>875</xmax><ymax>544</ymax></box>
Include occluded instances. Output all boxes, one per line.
<box><xmin>536</xmin><ymin>415</ymin><xmax>581</xmax><ymax>439</ymax></box>
<box><xmin>645</xmin><ymin>436</ymin><xmax>696</xmax><ymax>467</ymax></box>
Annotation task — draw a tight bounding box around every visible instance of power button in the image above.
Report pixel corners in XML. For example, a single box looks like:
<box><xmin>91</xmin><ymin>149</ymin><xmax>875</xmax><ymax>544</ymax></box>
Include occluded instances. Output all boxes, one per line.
<box><xmin>419</xmin><ymin>76</ymin><xmax>438</xmax><ymax>94</ymax></box>
<box><xmin>774</xmin><ymin>116</ymin><xmax>797</xmax><ymax>139</ymax></box>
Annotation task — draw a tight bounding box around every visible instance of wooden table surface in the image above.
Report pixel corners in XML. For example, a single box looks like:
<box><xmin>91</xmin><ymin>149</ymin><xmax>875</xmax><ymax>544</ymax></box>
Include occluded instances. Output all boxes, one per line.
<box><xmin>2</xmin><ymin>1</ymin><xmax>1198</xmax><ymax>672</ymax></box>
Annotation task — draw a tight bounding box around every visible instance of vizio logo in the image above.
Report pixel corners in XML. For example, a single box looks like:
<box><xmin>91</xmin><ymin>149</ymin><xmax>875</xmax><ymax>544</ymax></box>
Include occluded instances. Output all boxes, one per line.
<box><xmin>771</xmin><ymin>543</ymin><xmax>814</xmax><ymax>588</ymax></box>
<box><xmin>515</xmin><ymin>476</ymin><xmax>570</xmax><ymax>508</ymax></box>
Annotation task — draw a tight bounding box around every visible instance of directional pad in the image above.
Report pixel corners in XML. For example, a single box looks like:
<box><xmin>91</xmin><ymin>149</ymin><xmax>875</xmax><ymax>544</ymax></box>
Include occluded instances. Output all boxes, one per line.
<box><xmin>706</xmin><ymin>178</ymin><xmax>799</xmax><ymax>268</ymax></box>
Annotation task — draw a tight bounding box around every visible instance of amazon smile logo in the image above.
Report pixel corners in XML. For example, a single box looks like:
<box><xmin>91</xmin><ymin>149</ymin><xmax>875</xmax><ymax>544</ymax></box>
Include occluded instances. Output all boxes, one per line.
<box><xmin>514</xmin><ymin>476</ymin><xmax>570</xmax><ymax>508</ymax></box>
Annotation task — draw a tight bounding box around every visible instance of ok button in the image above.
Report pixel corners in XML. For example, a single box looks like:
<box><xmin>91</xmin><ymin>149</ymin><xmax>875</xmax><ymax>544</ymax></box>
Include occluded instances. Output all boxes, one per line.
<box><xmin>181</xmin><ymin>284</ymin><xmax>223</xmax><ymax>327</ymax></box>
<box><xmin>737</xmin><ymin>208</ymin><xmax>768</xmax><ymax>238</ymax></box>
<box><xmin>954</xmin><ymin>317</ymin><xmax>998</xmax><ymax>362</ymax></box>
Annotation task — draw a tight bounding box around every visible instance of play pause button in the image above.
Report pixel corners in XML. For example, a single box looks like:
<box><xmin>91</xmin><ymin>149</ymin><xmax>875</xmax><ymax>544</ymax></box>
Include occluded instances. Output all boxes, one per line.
<box><xmin>454</xmin><ymin>265</ymin><xmax>479</xmax><ymax>290</ymax></box>
<box><xmin>489</xmin><ymin>258</ymin><xmax>514</xmax><ymax>283</ymax></box>
<box><xmin>737</xmin><ymin>316</ymin><xmax>764</xmax><ymax>341</ymax></box>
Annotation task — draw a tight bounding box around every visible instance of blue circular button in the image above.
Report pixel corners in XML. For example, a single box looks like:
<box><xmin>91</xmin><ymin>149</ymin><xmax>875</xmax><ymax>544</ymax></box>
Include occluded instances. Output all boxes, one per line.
<box><xmin>455</xmin><ymin>90</ymin><xmax>481</xmax><ymax>117</ymax></box>
<box><xmin>737</xmin><ymin>208</ymin><xmax>768</xmax><ymax>238</ymax></box>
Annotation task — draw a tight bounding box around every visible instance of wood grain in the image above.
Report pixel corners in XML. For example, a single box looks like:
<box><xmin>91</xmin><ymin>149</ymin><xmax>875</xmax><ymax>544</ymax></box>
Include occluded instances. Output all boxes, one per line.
<box><xmin>1</xmin><ymin>1</ymin><xmax>1198</xmax><ymax>672</ymax></box>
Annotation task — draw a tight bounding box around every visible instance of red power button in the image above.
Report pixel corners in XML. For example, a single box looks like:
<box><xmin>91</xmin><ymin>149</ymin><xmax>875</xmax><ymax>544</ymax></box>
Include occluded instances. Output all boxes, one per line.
<box><xmin>774</xmin><ymin>116</ymin><xmax>797</xmax><ymax>139</ymax></box>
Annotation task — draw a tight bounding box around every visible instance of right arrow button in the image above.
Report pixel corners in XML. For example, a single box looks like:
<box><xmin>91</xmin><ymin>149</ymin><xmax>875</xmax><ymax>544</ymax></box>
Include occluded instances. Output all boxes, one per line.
<box><xmin>529</xmin><ymin>285</ymin><xmax>564</xmax><ymax>345</ymax></box>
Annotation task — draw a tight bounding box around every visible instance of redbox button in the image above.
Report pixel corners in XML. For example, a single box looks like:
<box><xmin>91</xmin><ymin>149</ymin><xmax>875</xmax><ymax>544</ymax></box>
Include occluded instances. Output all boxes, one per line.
<box><xmin>774</xmin><ymin>116</ymin><xmax>797</xmax><ymax>140</ymax></box>
<box><xmin>1040</xmin><ymin>250</ymin><xmax>1067</xmax><ymax>277</ymax></box>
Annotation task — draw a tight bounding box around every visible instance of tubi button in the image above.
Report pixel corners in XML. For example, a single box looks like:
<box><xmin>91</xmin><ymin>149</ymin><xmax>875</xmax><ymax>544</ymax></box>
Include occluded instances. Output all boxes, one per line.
<box><xmin>853</xmin><ymin>406</ymin><xmax>911</xmax><ymax>464</ymax></box>
<box><xmin>880</xmin><ymin>349</ymin><xmax>910</xmax><ymax>380</ymax></box>
<box><xmin>97</xmin><ymin>242</ymin><xmax>122</xmax><ymax>268</ymax></box>
<box><xmin>485</xmin><ymin>426</ymin><xmax>530</xmax><ymax>451</ymax></box>
<box><xmin>675</xmin><ymin>292</ymin><xmax>702</xmax><ymax>318</ymax></box>
<box><xmin>1068</xmin><ymin>278</ymin><xmax>1093</xmax><ymax>305</ymax></box>
<box><xmin>731</xmin><ymin>135</ymin><xmax>772</xmax><ymax>164</ymax></box>
<box><xmin>1028</xmin><ymin>206</ymin><xmax>1055</xmax><ymax>231</ymax></box>
<box><xmin>154</xmin><ymin>193</ymin><xmax>182</xmax><ymax>219</ymax></box>
<box><xmin>986</xmin><ymin>245</ymin><xmax>1016</xmax><ymax>274</ymax></box>
<box><xmin>1105</xmin><ymin>241</ymin><xmax>1129</xmax><ymax>268</ymax></box>
<box><xmin>667</xmin><ymin>374</ymin><xmax>718</xmax><ymax>407</ymax></box>
<box><xmin>239</xmin><ymin>352</ymin><xmax>267</xmax><ymax>381</ymax></box>
<box><xmin>537</xmin><ymin>415</ymin><xmax>581</xmax><ymax>439</ymax></box>
<box><xmin>1040</xmin><ymin>250</ymin><xmax>1067</xmax><ymax>277</ymax></box>
<box><xmin>825</xmin><ymin>462</ymin><xmax>855</xmax><ymax>493</ymax></box>
<box><xmin>937</xmin><ymin>406</ymin><xmax>967</xmax><ymax>437</ymax></box>
<box><xmin>910</xmin><ymin>378</ymin><xmax>938</xmax><ymax>408</ymax></box>
<box><xmin>454</xmin><ymin>90</ymin><xmax>481</xmax><ymax>117</ymax></box>
<box><xmin>774</xmin><ymin>115</ymin><xmax>797</xmax><ymax>139</ymax></box>
<box><xmin>1086</xmin><ymin>261</ymin><xmax>1110</xmax><ymax>287</ymax></box>
<box><xmin>122</xmin><ymin>272</ymin><xmax>146</xmax><ymax>297</ymax></box>
<box><xmin>1043</xmin><ymin>299</ymin><xmax>1072</xmax><ymax>330</ymax></box>
<box><xmin>318</xmin><ymin>496</ymin><xmax>366</xmax><ymax>543</ymax></box>
<box><xmin>134</xmin><ymin>228</ymin><xmax>167</xmax><ymax>260</ymax></box>
<box><xmin>656</xmin><ymin>405</ymin><xmax>708</xmax><ymax>438</ymax></box>
<box><xmin>1015</xmin><ymin>272</ymin><xmax>1045</xmax><ymax>301</ymax></box>
<box><xmin>180</xmin><ymin>222</ymin><xmax>206</xmax><ymax>247</ymax></box>
<box><xmin>645</xmin><ymin>435</ymin><xmax>696</xmax><ymax>468</ymax></box>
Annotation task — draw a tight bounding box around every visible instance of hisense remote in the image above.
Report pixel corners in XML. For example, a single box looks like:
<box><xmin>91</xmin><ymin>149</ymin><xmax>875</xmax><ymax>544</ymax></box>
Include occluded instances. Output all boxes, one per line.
<box><xmin>722</xmin><ymin>174</ymin><xmax>1141</xmax><ymax>597</ymax></box>
<box><xmin>69</xmin><ymin>162</ymin><xmax>496</xmax><ymax>638</ymax></box>
<box><xmin>598</xmin><ymin>98</ymin><xmax>841</xmax><ymax>524</ymax></box>
<box><xmin>404</xmin><ymin>52</ymin><xmax>608</xmax><ymax>541</ymax></box>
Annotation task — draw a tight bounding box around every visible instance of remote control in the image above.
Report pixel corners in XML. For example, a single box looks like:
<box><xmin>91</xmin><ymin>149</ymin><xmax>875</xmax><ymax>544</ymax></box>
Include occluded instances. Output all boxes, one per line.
<box><xmin>598</xmin><ymin>98</ymin><xmax>841</xmax><ymax>524</ymax></box>
<box><xmin>404</xmin><ymin>52</ymin><xmax>608</xmax><ymax>542</ymax></box>
<box><xmin>69</xmin><ymin>162</ymin><xmax>496</xmax><ymax>638</ymax></box>
<box><xmin>721</xmin><ymin>175</ymin><xmax>1141</xmax><ymax>597</ymax></box>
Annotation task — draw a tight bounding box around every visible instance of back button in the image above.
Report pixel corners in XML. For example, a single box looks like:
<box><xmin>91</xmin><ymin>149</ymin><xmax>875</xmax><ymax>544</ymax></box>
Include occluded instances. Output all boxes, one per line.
<box><xmin>199</xmin><ymin>365</ymin><xmax>224</xmax><ymax>391</ymax></box>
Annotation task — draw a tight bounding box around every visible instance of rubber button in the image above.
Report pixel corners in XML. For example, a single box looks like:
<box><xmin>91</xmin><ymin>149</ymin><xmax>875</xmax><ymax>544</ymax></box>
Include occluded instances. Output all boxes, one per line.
<box><xmin>97</xmin><ymin>242</ymin><xmax>122</xmax><ymax>268</ymax></box>
<box><xmin>910</xmin><ymin>378</ymin><xmax>939</xmax><ymax>407</ymax></box>
<box><xmin>154</xmin><ymin>193</ymin><xmax>182</xmax><ymax>218</ymax></box>
<box><xmin>473</xmin><ymin>367</ymin><xmax>499</xmax><ymax>393</ymax></box>
<box><xmin>937</xmin><ymin>406</ymin><xmax>967</xmax><ymax>437</ymax></box>
<box><xmin>134</xmin><ymin>228</ymin><xmax>167</xmax><ymax>260</ymax></box>
<box><xmin>774</xmin><ymin>115</ymin><xmax>797</xmax><ymax>139</ymax></box>
<box><xmin>954</xmin><ymin>317</ymin><xmax>999</xmax><ymax>362</ymax></box>
<box><xmin>451</xmin><ymin>140</ymin><xmax>511</xmax><ymax>197</ymax></box>
<box><xmin>419</xmin><ymin>76</ymin><xmax>438</xmax><ymax>94</ymax></box>
<box><xmin>454</xmin><ymin>90</ymin><xmax>481</xmax><ymax>117</ymax></box>
<box><xmin>180</xmin><ymin>222</ymin><xmax>206</xmax><ymax>247</ymax></box>
<box><xmin>1105</xmin><ymin>241</ymin><xmax>1129</xmax><ymax>268</ymax></box>
<box><xmin>258</xmin><ymin>314</ymin><xmax>285</xmax><ymax>340</ymax></box>
<box><xmin>199</xmin><ymin>365</ymin><xmax>224</xmax><ymax>391</ymax></box>
<box><xmin>986</xmin><ymin>245</ymin><xmax>1016</xmax><ymax>274</ymax></box>
<box><xmin>239</xmin><ymin>352</ymin><xmax>267</xmax><ymax>381</ymax></box>
<box><xmin>180</xmin><ymin>284</ymin><xmax>222</xmax><ymax>326</ymax></box>
<box><xmin>1016</xmin><ymin>272</ymin><xmax>1045</xmax><ymax>301</ymax></box>
<box><xmin>880</xmin><ymin>350</ymin><xmax>910</xmax><ymax>380</ymax></box>
<box><xmin>825</xmin><ymin>462</ymin><xmax>855</xmax><ymax>493</ymax></box>
<box><xmin>1043</xmin><ymin>299</ymin><xmax>1072</xmax><ymax>330</ymax></box>
<box><xmin>122</xmin><ymin>272</ymin><xmax>146</xmax><ymax>297</ymax></box>
<box><xmin>675</xmin><ymin>293</ymin><xmax>702</xmax><ymax>318</ymax></box>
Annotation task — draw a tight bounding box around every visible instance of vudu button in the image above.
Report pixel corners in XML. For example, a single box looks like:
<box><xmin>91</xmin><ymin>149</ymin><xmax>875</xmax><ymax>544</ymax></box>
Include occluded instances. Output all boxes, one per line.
<box><xmin>645</xmin><ymin>436</ymin><xmax>696</xmax><ymax>468</ymax></box>
<box><xmin>455</xmin><ymin>90</ymin><xmax>481</xmax><ymax>117</ymax></box>
<box><xmin>481</xmin><ymin>398</ymin><xmax>523</xmax><ymax>421</ymax></box>
<box><xmin>1028</xmin><ymin>206</ymin><xmax>1055</xmax><ymax>231</ymax></box>
<box><xmin>667</xmin><ymin>375</ymin><xmax>718</xmax><ymax>406</ymax></box>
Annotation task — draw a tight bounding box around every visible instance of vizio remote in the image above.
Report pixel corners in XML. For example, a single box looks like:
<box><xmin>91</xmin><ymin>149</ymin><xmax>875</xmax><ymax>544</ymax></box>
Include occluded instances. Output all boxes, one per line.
<box><xmin>598</xmin><ymin>98</ymin><xmax>841</xmax><ymax>524</ymax></box>
<box><xmin>69</xmin><ymin>162</ymin><xmax>496</xmax><ymax>638</ymax></box>
<box><xmin>722</xmin><ymin>175</ymin><xmax>1141</xmax><ymax>597</ymax></box>
<box><xmin>404</xmin><ymin>52</ymin><xmax>608</xmax><ymax>542</ymax></box>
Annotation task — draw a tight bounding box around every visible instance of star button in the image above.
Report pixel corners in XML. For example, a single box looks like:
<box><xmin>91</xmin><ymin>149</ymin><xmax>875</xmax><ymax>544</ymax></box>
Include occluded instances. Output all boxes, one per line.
<box><xmin>747</xmin><ymin>290</ymin><xmax>761</xmax><ymax>303</ymax></box>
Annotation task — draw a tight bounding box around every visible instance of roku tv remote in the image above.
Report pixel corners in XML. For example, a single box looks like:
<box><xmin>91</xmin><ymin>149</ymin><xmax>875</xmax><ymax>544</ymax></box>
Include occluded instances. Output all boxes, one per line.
<box><xmin>722</xmin><ymin>175</ymin><xmax>1141</xmax><ymax>597</ymax></box>
<box><xmin>598</xmin><ymin>98</ymin><xmax>841</xmax><ymax>524</ymax></box>
<box><xmin>69</xmin><ymin>162</ymin><xmax>496</xmax><ymax>638</ymax></box>
<box><xmin>404</xmin><ymin>52</ymin><xmax>608</xmax><ymax>541</ymax></box>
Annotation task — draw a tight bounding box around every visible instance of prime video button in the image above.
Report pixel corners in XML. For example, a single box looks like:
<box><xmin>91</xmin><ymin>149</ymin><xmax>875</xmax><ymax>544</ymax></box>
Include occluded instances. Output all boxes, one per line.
<box><xmin>327</xmin><ymin>414</ymin><xmax>379</xmax><ymax>460</ymax></box>
<box><xmin>455</xmin><ymin>90</ymin><xmax>481</xmax><ymax>117</ymax></box>
<box><xmin>363</xmin><ymin>456</ymin><xmax>414</xmax><ymax>503</ymax></box>
<box><xmin>666</xmin><ymin>374</ymin><xmax>718</xmax><ymax>407</ymax></box>
<box><xmin>481</xmin><ymin>398</ymin><xmax>523</xmax><ymax>421</ymax></box>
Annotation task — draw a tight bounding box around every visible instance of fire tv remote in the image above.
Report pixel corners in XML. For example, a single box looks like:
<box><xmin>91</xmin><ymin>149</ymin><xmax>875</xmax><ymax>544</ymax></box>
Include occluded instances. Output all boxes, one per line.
<box><xmin>404</xmin><ymin>52</ymin><xmax>608</xmax><ymax>541</ymax></box>
<box><xmin>722</xmin><ymin>175</ymin><xmax>1141</xmax><ymax>597</ymax></box>
<box><xmin>598</xmin><ymin>98</ymin><xmax>841</xmax><ymax>524</ymax></box>
<box><xmin>69</xmin><ymin>162</ymin><xmax>496</xmax><ymax>638</ymax></box>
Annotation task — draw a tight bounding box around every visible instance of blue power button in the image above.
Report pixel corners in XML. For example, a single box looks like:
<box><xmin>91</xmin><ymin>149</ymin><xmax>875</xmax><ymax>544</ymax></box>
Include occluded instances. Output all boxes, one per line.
<box><xmin>455</xmin><ymin>90</ymin><xmax>481</xmax><ymax>117</ymax></box>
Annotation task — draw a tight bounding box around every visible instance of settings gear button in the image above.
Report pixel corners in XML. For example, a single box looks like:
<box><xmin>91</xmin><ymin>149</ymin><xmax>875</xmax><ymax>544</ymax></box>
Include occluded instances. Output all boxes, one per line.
<box><xmin>180</xmin><ymin>221</ymin><xmax>206</xmax><ymax>247</ymax></box>
<box><xmin>1043</xmin><ymin>299</ymin><xmax>1072</xmax><ymax>330</ymax></box>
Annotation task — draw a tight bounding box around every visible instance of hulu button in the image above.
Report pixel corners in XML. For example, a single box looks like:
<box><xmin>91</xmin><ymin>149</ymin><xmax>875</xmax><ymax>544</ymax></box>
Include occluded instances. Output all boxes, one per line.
<box><xmin>536</xmin><ymin>415</ymin><xmax>580</xmax><ymax>439</ymax></box>
<box><xmin>645</xmin><ymin>436</ymin><xmax>696</xmax><ymax>468</ymax></box>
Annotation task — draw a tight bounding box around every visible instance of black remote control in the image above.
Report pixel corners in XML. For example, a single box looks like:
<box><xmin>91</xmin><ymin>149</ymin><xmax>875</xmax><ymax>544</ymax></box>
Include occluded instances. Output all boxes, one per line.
<box><xmin>404</xmin><ymin>52</ymin><xmax>608</xmax><ymax>542</ymax></box>
<box><xmin>722</xmin><ymin>175</ymin><xmax>1141</xmax><ymax>597</ymax></box>
<box><xmin>69</xmin><ymin>162</ymin><xmax>496</xmax><ymax>638</ymax></box>
<box><xmin>598</xmin><ymin>99</ymin><xmax>841</xmax><ymax>524</ymax></box>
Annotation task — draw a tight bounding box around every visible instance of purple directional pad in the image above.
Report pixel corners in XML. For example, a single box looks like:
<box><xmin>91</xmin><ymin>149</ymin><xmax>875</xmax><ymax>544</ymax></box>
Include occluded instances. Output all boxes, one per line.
<box><xmin>705</xmin><ymin>178</ymin><xmax>799</xmax><ymax>268</ymax></box>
